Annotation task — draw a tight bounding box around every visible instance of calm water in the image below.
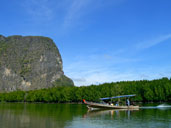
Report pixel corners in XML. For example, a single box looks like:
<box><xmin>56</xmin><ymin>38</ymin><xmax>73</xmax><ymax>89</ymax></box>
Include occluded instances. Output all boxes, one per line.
<box><xmin>0</xmin><ymin>103</ymin><xmax>170</xmax><ymax>128</ymax></box>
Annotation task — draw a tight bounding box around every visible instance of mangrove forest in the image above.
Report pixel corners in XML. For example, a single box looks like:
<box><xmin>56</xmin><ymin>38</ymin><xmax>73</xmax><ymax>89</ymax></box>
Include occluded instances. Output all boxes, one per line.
<box><xmin>0</xmin><ymin>77</ymin><xmax>170</xmax><ymax>103</ymax></box>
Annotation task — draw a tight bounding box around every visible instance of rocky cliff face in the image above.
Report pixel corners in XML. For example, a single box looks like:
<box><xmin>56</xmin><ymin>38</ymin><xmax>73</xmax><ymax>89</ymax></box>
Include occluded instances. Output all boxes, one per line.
<box><xmin>0</xmin><ymin>35</ymin><xmax>74</xmax><ymax>92</ymax></box>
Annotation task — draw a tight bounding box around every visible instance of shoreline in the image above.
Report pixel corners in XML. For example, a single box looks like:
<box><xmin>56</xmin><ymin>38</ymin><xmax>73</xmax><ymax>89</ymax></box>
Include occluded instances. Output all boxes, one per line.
<box><xmin>0</xmin><ymin>101</ymin><xmax>170</xmax><ymax>104</ymax></box>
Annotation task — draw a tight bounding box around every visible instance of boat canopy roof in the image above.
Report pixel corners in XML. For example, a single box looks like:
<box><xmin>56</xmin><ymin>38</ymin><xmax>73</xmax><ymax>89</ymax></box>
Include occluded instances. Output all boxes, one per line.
<box><xmin>100</xmin><ymin>94</ymin><xmax>136</xmax><ymax>100</ymax></box>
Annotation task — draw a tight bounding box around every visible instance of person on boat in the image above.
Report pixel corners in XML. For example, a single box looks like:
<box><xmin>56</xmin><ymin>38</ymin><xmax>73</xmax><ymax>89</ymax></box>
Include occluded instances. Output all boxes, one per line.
<box><xmin>83</xmin><ymin>99</ymin><xmax>86</xmax><ymax>103</ymax></box>
<box><xmin>115</xmin><ymin>102</ymin><xmax>119</xmax><ymax>106</ymax></box>
<box><xmin>127</xmin><ymin>99</ymin><xmax>130</xmax><ymax>106</ymax></box>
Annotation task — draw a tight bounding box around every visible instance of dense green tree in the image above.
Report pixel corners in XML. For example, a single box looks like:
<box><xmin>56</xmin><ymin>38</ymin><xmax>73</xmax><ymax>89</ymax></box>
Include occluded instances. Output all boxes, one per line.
<box><xmin>0</xmin><ymin>77</ymin><xmax>170</xmax><ymax>103</ymax></box>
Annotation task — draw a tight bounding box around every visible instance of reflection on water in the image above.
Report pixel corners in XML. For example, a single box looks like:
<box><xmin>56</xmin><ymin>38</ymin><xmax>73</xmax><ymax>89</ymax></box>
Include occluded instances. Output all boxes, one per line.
<box><xmin>0</xmin><ymin>103</ymin><xmax>170</xmax><ymax>128</ymax></box>
<box><xmin>79</xmin><ymin>104</ymin><xmax>171</xmax><ymax>128</ymax></box>
<box><xmin>83</xmin><ymin>109</ymin><xmax>139</xmax><ymax>119</ymax></box>
<box><xmin>0</xmin><ymin>103</ymin><xmax>86</xmax><ymax>128</ymax></box>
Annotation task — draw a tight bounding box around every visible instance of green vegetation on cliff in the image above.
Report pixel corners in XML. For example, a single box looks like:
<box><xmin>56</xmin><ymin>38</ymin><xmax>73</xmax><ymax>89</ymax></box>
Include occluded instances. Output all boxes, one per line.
<box><xmin>0</xmin><ymin>77</ymin><xmax>170</xmax><ymax>103</ymax></box>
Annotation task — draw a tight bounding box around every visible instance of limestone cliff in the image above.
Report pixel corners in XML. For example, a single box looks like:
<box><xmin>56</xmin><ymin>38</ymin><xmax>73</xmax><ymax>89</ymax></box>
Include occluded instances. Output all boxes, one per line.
<box><xmin>0</xmin><ymin>35</ymin><xmax>74</xmax><ymax>92</ymax></box>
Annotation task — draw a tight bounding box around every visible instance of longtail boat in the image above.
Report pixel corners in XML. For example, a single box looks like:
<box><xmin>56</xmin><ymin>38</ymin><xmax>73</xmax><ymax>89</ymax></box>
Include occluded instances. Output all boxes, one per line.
<box><xmin>83</xmin><ymin>94</ymin><xmax>139</xmax><ymax>110</ymax></box>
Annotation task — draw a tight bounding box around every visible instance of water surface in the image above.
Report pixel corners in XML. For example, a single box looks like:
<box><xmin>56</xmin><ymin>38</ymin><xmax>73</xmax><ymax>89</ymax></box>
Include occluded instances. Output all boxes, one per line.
<box><xmin>0</xmin><ymin>103</ymin><xmax>170</xmax><ymax>128</ymax></box>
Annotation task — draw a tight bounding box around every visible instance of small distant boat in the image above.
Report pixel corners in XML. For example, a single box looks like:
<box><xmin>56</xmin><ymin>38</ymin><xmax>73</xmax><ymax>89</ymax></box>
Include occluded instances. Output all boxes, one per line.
<box><xmin>83</xmin><ymin>94</ymin><xmax>139</xmax><ymax>110</ymax></box>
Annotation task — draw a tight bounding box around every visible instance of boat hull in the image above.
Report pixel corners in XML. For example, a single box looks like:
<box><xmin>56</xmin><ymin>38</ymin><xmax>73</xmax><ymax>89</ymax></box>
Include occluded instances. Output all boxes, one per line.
<box><xmin>85</xmin><ymin>102</ymin><xmax>139</xmax><ymax>109</ymax></box>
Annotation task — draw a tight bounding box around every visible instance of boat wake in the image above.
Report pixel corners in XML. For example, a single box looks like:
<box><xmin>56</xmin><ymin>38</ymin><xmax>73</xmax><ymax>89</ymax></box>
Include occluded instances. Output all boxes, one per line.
<box><xmin>157</xmin><ymin>104</ymin><xmax>171</xmax><ymax>108</ymax></box>
<box><xmin>140</xmin><ymin>104</ymin><xmax>171</xmax><ymax>109</ymax></box>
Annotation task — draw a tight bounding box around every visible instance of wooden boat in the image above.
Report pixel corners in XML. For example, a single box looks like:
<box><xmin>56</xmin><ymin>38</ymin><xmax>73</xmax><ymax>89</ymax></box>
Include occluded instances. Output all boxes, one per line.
<box><xmin>83</xmin><ymin>94</ymin><xmax>139</xmax><ymax>110</ymax></box>
<box><xmin>83</xmin><ymin>101</ymin><xmax>139</xmax><ymax>109</ymax></box>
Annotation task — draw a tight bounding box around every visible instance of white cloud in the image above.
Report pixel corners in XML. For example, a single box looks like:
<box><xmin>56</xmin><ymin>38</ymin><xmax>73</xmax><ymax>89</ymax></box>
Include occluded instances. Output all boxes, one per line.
<box><xmin>136</xmin><ymin>34</ymin><xmax>171</xmax><ymax>50</ymax></box>
<box><xmin>63</xmin><ymin>33</ymin><xmax>171</xmax><ymax>86</ymax></box>
<box><xmin>21</xmin><ymin>0</ymin><xmax>127</xmax><ymax>33</ymax></box>
<box><xmin>62</xmin><ymin>0</ymin><xmax>92</xmax><ymax>30</ymax></box>
<box><xmin>22</xmin><ymin>0</ymin><xmax>54</xmax><ymax>21</ymax></box>
<box><xmin>64</xmin><ymin>48</ymin><xmax>171</xmax><ymax>86</ymax></box>
<box><xmin>67</xmin><ymin>66</ymin><xmax>171</xmax><ymax>86</ymax></box>
<box><xmin>64</xmin><ymin>52</ymin><xmax>142</xmax><ymax>86</ymax></box>
<box><xmin>62</xmin><ymin>0</ymin><xmax>126</xmax><ymax>32</ymax></box>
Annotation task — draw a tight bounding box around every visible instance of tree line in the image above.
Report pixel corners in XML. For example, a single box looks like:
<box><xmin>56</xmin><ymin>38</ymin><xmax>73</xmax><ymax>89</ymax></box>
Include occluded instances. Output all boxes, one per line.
<box><xmin>0</xmin><ymin>77</ymin><xmax>170</xmax><ymax>103</ymax></box>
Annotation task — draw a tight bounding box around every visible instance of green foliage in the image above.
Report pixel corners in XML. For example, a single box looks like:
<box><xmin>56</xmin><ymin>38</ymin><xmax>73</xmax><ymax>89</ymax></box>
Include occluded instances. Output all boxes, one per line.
<box><xmin>0</xmin><ymin>42</ymin><xmax>9</xmax><ymax>54</ymax></box>
<box><xmin>0</xmin><ymin>77</ymin><xmax>171</xmax><ymax>103</ymax></box>
<box><xmin>52</xmin><ymin>75</ymin><xmax>74</xmax><ymax>86</ymax></box>
<box><xmin>0</xmin><ymin>91</ymin><xmax>25</xmax><ymax>102</ymax></box>
<box><xmin>20</xmin><ymin>66</ymin><xmax>31</xmax><ymax>75</ymax></box>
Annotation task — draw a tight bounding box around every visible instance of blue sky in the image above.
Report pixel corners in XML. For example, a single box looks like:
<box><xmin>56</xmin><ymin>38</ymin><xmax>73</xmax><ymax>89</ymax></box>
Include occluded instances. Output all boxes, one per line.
<box><xmin>1</xmin><ymin>0</ymin><xmax>171</xmax><ymax>86</ymax></box>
